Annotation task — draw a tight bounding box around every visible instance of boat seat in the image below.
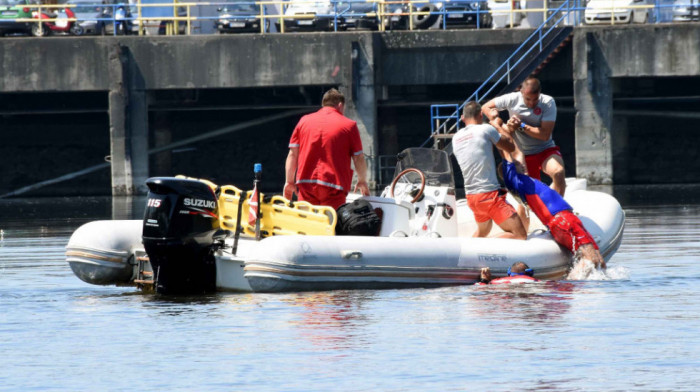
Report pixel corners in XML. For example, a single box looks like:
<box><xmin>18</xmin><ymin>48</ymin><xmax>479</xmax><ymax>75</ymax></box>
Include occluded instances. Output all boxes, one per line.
<box><xmin>346</xmin><ymin>194</ymin><xmax>413</xmax><ymax>236</ymax></box>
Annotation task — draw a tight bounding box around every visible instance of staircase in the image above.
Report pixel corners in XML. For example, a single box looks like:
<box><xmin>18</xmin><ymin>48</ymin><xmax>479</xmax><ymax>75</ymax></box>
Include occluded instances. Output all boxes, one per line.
<box><xmin>425</xmin><ymin>0</ymin><xmax>577</xmax><ymax>149</ymax></box>
<box><xmin>532</xmin><ymin>33</ymin><xmax>574</xmax><ymax>76</ymax></box>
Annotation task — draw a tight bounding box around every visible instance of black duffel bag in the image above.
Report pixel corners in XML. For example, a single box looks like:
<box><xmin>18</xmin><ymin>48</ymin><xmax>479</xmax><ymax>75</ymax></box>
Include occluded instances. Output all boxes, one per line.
<box><xmin>336</xmin><ymin>199</ymin><xmax>382</xmax><ymax>236</ymax></box>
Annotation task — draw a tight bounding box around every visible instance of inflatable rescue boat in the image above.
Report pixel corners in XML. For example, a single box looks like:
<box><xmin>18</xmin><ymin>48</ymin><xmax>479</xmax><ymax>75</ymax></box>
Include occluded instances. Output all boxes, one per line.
<box><xmin>66</xmin><ymin>148</ymin><xmax>625</xmax><ymax>294</ymax></box>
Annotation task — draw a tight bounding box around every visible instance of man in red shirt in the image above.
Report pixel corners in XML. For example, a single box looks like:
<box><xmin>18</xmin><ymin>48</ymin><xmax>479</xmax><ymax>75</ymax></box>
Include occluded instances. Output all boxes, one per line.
<box><xmin>284</xmin><ymin>89</ymin><xmax>370</xmax><ymax>209</ymax></box>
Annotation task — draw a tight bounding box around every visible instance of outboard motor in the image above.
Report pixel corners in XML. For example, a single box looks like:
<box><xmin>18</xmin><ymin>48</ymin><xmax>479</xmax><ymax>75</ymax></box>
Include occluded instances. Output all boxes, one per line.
<box><xmin>142</xmin><ymin>177</ymin><xmax>222</xmax><ymax>294</ymax></box>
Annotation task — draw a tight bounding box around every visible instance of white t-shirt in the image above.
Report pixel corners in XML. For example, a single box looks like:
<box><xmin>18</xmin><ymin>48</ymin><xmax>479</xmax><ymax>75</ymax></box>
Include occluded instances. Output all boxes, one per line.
<box><xmin>493</xmin><ymin>91</ymin><xmax>557</xmax><ymax>155</ymax></box>
<box><xmin>453</xmin><ymin>123</ymin><xmax>501</xmax><ymax>195</ymax></box>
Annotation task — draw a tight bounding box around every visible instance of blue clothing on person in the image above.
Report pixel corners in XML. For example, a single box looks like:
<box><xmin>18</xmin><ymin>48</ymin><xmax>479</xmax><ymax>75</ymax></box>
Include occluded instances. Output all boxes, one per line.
<box><xmin>501</xmin><ymin>161</ymin><xmax>571</xmax><ymax>225</ymax></box>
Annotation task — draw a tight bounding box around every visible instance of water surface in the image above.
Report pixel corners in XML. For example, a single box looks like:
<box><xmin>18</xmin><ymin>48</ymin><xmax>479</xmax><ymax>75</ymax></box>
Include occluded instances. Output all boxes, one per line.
<box><xmin>1</xmin><ymin>195</ymin><xmax>699</xmax><ymax>391</ymax></box>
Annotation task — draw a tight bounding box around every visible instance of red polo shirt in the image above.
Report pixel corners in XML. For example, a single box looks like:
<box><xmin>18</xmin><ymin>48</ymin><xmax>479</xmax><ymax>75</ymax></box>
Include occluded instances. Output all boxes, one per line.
<box><xmin>289</xmin><ymin>106</ymin><xmax>363</xmax><ymax>193</ymax></box>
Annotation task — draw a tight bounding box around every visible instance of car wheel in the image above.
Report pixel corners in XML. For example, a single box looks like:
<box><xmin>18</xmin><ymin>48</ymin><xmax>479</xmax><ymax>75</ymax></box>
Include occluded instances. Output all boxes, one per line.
<box><xmin>30</xmin><ymin>23</ymin><xmax>49</xmax><ymax>37</ymax></box>
<box><xmin>70</xmin><ymin>24</ymin><xmax>84</xmax><ymax>36</ymax></box>
<box><xmin>641</xmin><ymin>11</ymin><xmax>649</xmax><ymax>24</ymax></box>
<box><xmin>412</xmin><ymin>4</ymin><xmax>439</xmax><ymax>29</ymax></box>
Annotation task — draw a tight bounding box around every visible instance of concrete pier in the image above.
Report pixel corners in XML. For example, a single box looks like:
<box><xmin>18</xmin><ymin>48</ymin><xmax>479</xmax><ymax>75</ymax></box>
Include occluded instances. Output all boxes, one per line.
<box><xmin>573</xmin><ymin>24</ymin><xmax>700</xmax><ymax>185</ymax></box>
<box><xmin>1</xmin><ymin>25</ymin><xmax>700</xmax><ymax>196</ymax></box>
<box><xmin>107</xmin><ymin>44</ymin><xmax>149</xmax><ymax>195</ymax></box>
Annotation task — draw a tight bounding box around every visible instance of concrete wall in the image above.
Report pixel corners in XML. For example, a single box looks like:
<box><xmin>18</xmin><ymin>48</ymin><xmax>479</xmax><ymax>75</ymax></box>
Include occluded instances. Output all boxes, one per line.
<box><xmin>0</xmin><ymin>30</ymin><xmax>538</xmax><ymax>92</ymax></box>
<box><xmin>0</xmin><ymin>30</ymin><xmax>534</xmax><ymax>195</ymax></box>
<box><xmin>2</xmin><ymin>25</ymin><xmax>695</xmax><ymax>92</ymax></box>
<box><xmin>572</xmin><ymin>24</ymin><xmax>700</xmax><ymax>185</ymax></box>
<box><xmin>2</xmin><ymin>24</ymin><xmax>700</xmax><ymax>196</ymax></box>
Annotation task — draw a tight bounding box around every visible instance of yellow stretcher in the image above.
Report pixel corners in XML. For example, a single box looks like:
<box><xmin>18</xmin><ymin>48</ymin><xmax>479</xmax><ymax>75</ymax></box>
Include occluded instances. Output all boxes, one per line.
<box><xmin>176</xmin><ymin>175</ymin><xmax>337</xmax><ymax>237</ymax></box>
<box><xmin>218</xmin><ymin>185</ymin><xmax>337</xmax><ymax>237</ymax></box>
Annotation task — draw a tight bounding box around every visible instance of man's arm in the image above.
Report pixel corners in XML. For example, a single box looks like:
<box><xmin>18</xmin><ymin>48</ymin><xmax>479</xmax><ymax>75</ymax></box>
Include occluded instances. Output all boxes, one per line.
<box><xmin>521</xmin><ymin>120</ymin><xmax>555</xmax><ymax>141</ymax></box>
<box><xmin>491</xmin><ymin>118</ymin><xmax>527</xmax><ymax>175</ymax></box>
<box><xmin>283</xmin><ymin>147</ymin><xmax>299</xmax><ymax>199</ymax></box>
<box><xmin>482</xmin><ymin>99</ymin><xmax>499</xmax><ymax>122</ymax></box>
<box><xmin>494</xmin><ymin>128</ymin><xmax>515</xmax><ymax>153</ymax></box>
<box><xmin>500</xmin><ymin>117</ymin><xmax>528</xmax><ymax>175</ymax></box>
<box><xmin>478</xmin><ymin>267</ymin><xmax>493</xmax><ymax>284</ymax></box>
<box><xmin>352</xmin><ymin>153</ymin><xmax>370</xmax><ymax>196</ymax></box>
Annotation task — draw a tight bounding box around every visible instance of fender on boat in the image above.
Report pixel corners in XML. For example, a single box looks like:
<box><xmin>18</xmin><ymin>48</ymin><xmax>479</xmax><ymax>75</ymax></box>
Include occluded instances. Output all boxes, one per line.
<box><xmin>65</xmin><ymin>220</ymin><xmax>143</xmax><ymax>285</ymax></box>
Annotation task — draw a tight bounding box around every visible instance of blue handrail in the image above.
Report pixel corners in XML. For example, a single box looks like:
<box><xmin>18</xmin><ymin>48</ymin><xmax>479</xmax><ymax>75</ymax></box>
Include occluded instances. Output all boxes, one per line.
<box><xmin>424</xmin><ymin>0</ymin><xmax>577</xmax><ymax>147</ymax></box>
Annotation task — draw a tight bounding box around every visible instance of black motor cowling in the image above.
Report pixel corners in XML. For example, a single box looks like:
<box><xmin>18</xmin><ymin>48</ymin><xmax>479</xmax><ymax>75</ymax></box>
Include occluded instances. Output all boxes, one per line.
<box><xmin>142</xmin><ymin>177</ymin><xmax>221</xmax><ymax>294</ymax></box>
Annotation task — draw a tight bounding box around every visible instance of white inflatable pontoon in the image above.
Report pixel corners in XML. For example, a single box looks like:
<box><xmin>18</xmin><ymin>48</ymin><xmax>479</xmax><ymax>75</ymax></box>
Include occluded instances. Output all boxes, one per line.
<box><xmin>66</xmin><ymin>148</ymin><xmax>625</xmax><ymax>293</ymax></box>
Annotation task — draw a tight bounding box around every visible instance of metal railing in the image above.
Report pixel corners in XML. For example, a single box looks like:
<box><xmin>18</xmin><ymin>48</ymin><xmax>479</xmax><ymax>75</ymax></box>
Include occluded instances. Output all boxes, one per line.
<box><xmin>423</xmin><ymin>0</ymin><xmax>577</xmax><ymax>147</ymax></box>
<box><xmin>1</xmin><ymin>0</ymin><xmax>693</xmax><ymax>37</ymax></box>
<box><xmin>377</xmin><ymin>153</ymin><xmax>398</xmax><ymax>188</ymax></box>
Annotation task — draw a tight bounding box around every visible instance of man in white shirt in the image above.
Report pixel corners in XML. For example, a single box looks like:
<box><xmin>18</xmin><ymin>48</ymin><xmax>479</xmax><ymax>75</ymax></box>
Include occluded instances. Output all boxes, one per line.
<box><xmin>481</xmin><ymin>77</ymin><xmax>566</xmax><ymax>196</ymax></box>
<box><xmin>453</xmin><ymin>101</ymin><xmax>527</xmax><ymax>240</ymax></box>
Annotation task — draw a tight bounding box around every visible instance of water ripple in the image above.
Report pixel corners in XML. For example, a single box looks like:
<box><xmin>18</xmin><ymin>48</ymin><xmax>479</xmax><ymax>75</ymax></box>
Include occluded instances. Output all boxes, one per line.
<box><xmin>1</xmin><ymin>199</ymin><xmax>700</xmax><ymax>391</ymax></box>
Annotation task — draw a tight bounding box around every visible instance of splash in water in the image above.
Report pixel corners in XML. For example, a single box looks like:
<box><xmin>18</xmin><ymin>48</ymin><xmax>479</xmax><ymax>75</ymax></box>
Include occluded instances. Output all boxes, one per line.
<box><xmin>566</xmin><ymin>258</ymin><xmax>629</xmax><ymax>281</ymax></box>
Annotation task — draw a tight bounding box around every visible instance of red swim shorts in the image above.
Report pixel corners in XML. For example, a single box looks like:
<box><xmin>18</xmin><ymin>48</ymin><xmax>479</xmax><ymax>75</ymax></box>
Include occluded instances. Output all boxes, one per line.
<box><xmin>525</xmin><ymin>146</ymin><xmax>562</xmax><ymax>180</ymax></box>
<box><xmin>296</xmin><ymin>183</ymin><xmax>348</xmax><ymax>210</ymax></box>
<box><xmin>549</xmin><ymin>210</ymin><xmax>599</xmax><ymax>253</ymax></box>
<box><xmin>466</xmin><ymin>189</ymin><xmax>516</xmax><ymax>225</ymax></box>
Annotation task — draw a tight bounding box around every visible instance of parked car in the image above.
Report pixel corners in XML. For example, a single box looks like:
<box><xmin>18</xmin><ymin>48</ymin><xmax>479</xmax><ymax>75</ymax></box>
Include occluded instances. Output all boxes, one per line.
<box><xmin>673</xmin><ymin>0</ymin><xmax>700</xmax><ymax>21</ymax></box>
<box><xmin>131</xmin><ymin>0</ymin><xmax>185</xmax><ymax>35</ymax></box>
<box><xmin>342</xmin><ymin>0</ymin><xmax>380</xmax><ymax>30</ymax></box>
<box><xmin>72</xmin><ymin>1</ymin><xmax>104</xmax><ymax>35</ymax></box>
<box><xmin>276</xmin><ymin>0</ymin><xmax>342</xmax><ymax>31</ymax></box>
<box><xmin>0</xmin><ymin>0</ymin><xmax>34</xmax><ymax>36</ymax></box>
<box><xmin>385</xmin><ymin>1</ymin><xmax>490</xmax><ymax>30</ymax></box>
<box><xmin>488</xmin><ymin>0</ymin><xmax>524</xmax><ymax>28</ymax></box>
<box><xmin>584</xmin><ymin>0</ymin><xmax>655</xmax><ymax>24</ymax></box>
<box><xmin>216</xmin><ymin>0</ymin><xmax>266</xmax><ymax>33</ymax></box>
<box><xmin>275</xmin><ymin>0</ymin><xmax>377</xmax><ymax>31</ymax></box>
<box><xmin>442</xmin><ymin>0</ymin><xmax>492</xmax><ymax>29</ymax></box>
<box><xmin>384</xmin><ymin>3</ymin><xmax>432</xmax><ymax>30</ymax></box>
<box><xmin>95</xmin><ymin>4</ymin><xmax>134</xmax><ymax>35</ymax></box>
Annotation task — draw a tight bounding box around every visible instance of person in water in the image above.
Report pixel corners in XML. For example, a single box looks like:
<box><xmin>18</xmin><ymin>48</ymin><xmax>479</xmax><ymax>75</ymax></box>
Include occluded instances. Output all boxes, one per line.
<box><xmin>477</xmin><ymin>262</ymin><xmax>539</xmax><ymax>285</ymax></box>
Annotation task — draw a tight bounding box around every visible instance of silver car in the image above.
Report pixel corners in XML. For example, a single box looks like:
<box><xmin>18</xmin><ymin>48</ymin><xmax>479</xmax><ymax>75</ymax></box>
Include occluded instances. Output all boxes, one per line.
<box><xmin>673</xmin><ymin>0</ymin><xmax>700</xmax><ymax>21</ymax></box>
<box><xmin>72</xmin><ymin>2</ymin><xmax>104</xmax><ymax>35</ymax></box>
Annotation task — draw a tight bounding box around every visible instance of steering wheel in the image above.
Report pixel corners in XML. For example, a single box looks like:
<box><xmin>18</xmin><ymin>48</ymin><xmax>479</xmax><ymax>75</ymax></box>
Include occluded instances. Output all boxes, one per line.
<box><xmin>390</xmin><ymin>168</ymin><xmax>426</xmax><ymax>203</ymax></box>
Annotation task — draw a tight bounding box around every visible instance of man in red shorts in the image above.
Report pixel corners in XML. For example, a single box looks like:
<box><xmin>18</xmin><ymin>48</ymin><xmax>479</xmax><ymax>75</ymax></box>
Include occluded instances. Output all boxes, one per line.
<box><xmin>482</xmin><ymin>77</ymin><xmax>566</xmax><ymax>196</ymax></box>
<box><xmin>498</xmin><ymin>154</ymin><xmax>605</xmax><ymax>268</ymax></box>
<box><xmin>284</xmin><ymin>88</ymin><xmax>370</xmax><ymax>209</ymax></box>
<box><xmin>453</xmin><ymin>101</ymin><xmax>527</xmax><ymax>240</ymax></box>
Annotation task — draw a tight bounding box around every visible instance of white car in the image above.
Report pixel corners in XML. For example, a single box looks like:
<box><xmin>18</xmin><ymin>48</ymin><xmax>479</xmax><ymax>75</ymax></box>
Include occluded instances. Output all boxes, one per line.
<box><xmin>276</xmin><ymin>0</ymin><xmax>340</xmax><ymax>31</ymax></box>
<box><xmin>672</xmin><ymin>0</ymin><xmax>700</xmax><ymax>21</ymax></box>
<box><xmin>584</xmin><ymin>0</ymin><xmax>655</xmax><ymax>24</ymax></box>
<box><xmin>488</xmin><ymin>0</ymin><xmax>525</xmax><ymax>28</ymax></box>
